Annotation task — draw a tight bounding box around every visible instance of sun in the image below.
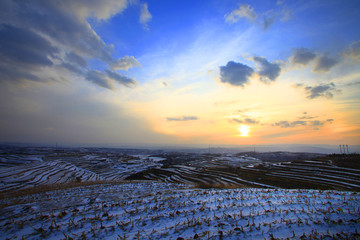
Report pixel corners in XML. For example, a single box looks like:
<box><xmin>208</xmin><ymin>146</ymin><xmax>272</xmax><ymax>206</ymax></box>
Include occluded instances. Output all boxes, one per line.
<box><xmin>238</xmin><ymin>125</ymin><xmax>250</xmax><ymax>137</ymax></box>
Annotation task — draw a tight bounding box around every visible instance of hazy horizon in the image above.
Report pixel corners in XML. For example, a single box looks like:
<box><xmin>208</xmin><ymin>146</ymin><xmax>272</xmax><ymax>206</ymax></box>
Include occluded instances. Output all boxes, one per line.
<box><xmin>2</xmin><ymin>141</ymin><xmax>359</xmax><ymax>154</ymax></box>
<box><xmin>0</xmin><ymin>1</ymin><xmax>359</xmax><ymax>147</ymax></box>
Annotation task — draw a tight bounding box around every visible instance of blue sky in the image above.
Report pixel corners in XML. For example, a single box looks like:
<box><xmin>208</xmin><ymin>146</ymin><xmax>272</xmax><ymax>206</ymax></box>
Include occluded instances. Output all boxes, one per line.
<box><xmin>0</xmin><ymin>0</ymin><xmax>359</xmax><ymax>147</ymax></box>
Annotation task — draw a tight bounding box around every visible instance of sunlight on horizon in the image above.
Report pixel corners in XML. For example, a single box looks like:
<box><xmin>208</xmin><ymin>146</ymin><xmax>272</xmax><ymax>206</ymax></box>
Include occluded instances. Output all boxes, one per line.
<box><xmin>238</xmin><ymin>125</ymin><xmax>250</xmax><ymax>137</ymax></box>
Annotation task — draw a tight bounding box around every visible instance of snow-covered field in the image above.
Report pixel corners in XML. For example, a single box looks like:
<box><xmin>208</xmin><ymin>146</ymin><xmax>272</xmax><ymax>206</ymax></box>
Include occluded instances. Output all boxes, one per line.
<box><xmin>1</xmin><ymin>182</ymin><xmax>359</xmax><ymax>240</ymax></box>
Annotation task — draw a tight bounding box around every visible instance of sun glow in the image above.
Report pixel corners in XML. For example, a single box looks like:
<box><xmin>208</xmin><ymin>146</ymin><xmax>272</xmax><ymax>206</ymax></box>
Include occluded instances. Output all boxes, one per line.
<box><xmin>238</xmin><ymin>125</ymin><xmax>250</xmax><ymax>137</ymax></box>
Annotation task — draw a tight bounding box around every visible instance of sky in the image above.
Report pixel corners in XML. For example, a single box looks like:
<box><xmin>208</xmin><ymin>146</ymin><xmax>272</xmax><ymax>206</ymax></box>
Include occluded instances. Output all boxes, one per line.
<box><xmin>0</xmin><ymin>0</ymin><xmax>359</xmax><ymax>147</ymax></box>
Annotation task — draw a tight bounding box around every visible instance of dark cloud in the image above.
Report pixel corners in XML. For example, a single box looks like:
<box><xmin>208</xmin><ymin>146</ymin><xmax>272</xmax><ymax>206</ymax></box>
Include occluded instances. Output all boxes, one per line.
<box><xmin>313</xmin><ymin>55</ymin><xmax>338</xmax><ymax>73</ymax></box>
<box><xmin>65</xmin><ymin>52</ymin><xmax>87</xmax><ymax>68</ymax></box>
<box><xmin>167</xmin><ymin>116</ymin><xmax>198</xmax><ymax>121</ymax></box>
<box><xmin>105</xmin><ymin>70</ymin><xmax>136</xmax><ymax>87</ymax></box>
<box><xmin>0</xmin><ymin>27</ymin><xmax>58</xmax><ymax>84</ymax></box>
<box><xmin>0</xmin><ymin>1</ymin><xmax>113</xmax><ymax>62</ymax></box>
<box><xmin>0</xmin><ymin>65</ymin><xmax>40</xmax><ymax>82</ymax></box>
<box><xmin>253</xmin><ymin>56</ymin><xmax>281</xmax><ymax>82</ymax></box>
<box><xmin>290</xmin><ymin>48</ymin><xmax>316</xmax><ymax>65</ymax></box>
<box><xmin>0</xmin><ymin>25</ymin><xmax>58</xmax><ymax>82</ymax></box>
<box><xmin>0</xmin><ymin>0</ymin><xmax>139</xmax><ymax>89</ymax></box>
<box><xmin>302</xmin><ymin>82</ymin><xmax>339</xmax><ymax>99</ymax></box>
<box><xmin>220</xmin><ymin>61</ymin><xmax>254</xmax><ymax>87</ymax></box>
<box><xmin>60</xmin><ymin>62</ymin><xmax>83</xmax><ymax>75</ymax></box>
<box><xmin>85</xmin><ymin>70</ymin><xmax>114</xmax><ymax>90</ymax></box>
<box><xmin>0</xmin><ymin>25</ymin><xmax>58</xmax><ymax>67</ymax></box>
<box><xmin>85</xmin><ymin>70</ymin><xmax>137</xmax><ymax>89</ymax></box>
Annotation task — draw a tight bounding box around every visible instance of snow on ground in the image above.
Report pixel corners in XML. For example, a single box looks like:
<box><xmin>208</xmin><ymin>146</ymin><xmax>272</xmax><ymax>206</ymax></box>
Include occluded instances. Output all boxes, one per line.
<box><xmin>1</xmin><ymin>182</ymin><xmax>359</xmax><ymax>240</ymax></box>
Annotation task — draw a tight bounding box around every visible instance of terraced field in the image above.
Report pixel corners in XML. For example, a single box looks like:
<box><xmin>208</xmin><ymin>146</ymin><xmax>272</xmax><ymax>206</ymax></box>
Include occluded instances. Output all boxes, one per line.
<box><xmin>0</xmin><ymin>160</ymin><xmax>103</xmax><ymax>192</ymax></box>
<box><xmin>126</xmin><ymin>153</ymin><xmax>360</xmax><ymax>191</ymax></box>
<box><xmin>1</xmin><ymin>147</ymin><xmax>360</xmax><ymax>239</ymax></box>
<box><xmin>0</xmin><ymin>147</ymin><xmax>359</xmax><ymax>193</ymax></box>
<box><xmin>0</xmin><ymin>149</ymin><xmax>161</xmax><ymax>192</ymax></box>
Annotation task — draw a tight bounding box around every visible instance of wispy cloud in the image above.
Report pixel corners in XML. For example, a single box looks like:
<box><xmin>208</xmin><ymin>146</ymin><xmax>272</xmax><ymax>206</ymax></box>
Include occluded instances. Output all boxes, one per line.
<box><xmin>166</xmin><ymin>116</ymin><xmax>199</xmax><ymax>121</ymax></box>
<box><xmin>225</xmin><ymin>4</ymin><xmax>257</xmax><ymax>23</ymax></box>
<box><xmin>273</xmin><ymin>120</ymin><xmax>306</xmax><ymax>128</ymax></box>
<box><xmin>225</xmin><ymin>3</ymin><xmax>292</xmax><ymax>31</ymax></box>
<box><xmin>344</xmin><ymin>40</ymin><xmax>360</xmax><ymax>61</ymax></box>
<box><xmin>139</xmin><ymin>2</ymin><xmax>152</xmax><ymax>29</ymax></box>
<box><xmin>85</xmin><ymin>70</ymin><xmax>137</xmax><ymax>89</ymax></box>
<box><xmin>296</xmin><ymin>82</ymin><xmax>340</xmax><ymax>99</ymax></box>
<box><xmin>232</xmin><ymin>118</ymin><xmax>260</xmax><ymax>125</ymax></box>
<box><xmin>273</xmin><ymin>117</ymin><xmax>334</xmax><ymax>129</ymax></box>
<box><xmin>111</xmin><ymin>56</ymin><xmax>141</xmax><ymax>71</ymax></box>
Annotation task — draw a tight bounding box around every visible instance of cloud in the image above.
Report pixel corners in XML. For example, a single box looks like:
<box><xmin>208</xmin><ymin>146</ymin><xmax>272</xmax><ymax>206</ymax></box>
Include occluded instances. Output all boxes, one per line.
<box><xmin>299</xmin><ymin>82</ymin><xmax>339</xmax><ymax>99</ymax></box>
<box><xmin>111</xmin><ymin>56</ymin><xmax>141</xmax><ymax>71</ymax></box>
<box><xmin>252</xmin><ymin>56</ymin><xmax>281</xmax><ymax>83</ymax></box>
<box><xmin>0</xmin><ymin>25</ymin><xmax>59</xmax><ymax>83</ymax></box>
<box><xmin>274</xmin><ymin>120</ymin><xmax>306</xmax><ymax>128</ymax></box>
<box><xmin>273</xmin><ymin>116</ymin><xmax>334</xmax><ymax>129</ymax></box>
<box><xmin>344</xmin><ymin>40</ymin><xmax>360</xmax><ymax>61</ymax></box>
<box><xmin>166</xmin><ymin>116</ymin><xmax>199</xmax><ymax>121</ymax></box>
<box><xmin>225</xmin><ymin>4</ymin><xmax>257</xmax><ymax>23</ymax></box>
<box><xmin>262</xmin><ymin>13</ymin><xmax>276</xmax><ymax>31</ymax></box>
<box><xmin>65</xmin><ymin>52</ymin><xmax>87</xmax><ymax>68</ymax></box>
<box><xmin>60</xmin><ymin>62</ymin><xmax>84</xmax><ymax>75</ymax></box>
<box><xmin>85</xmin><ymin>70</ymin><xmax>137</xmax><ymax>89</ymax></box>
<box><xmin>225</xmin><ymin>3</ymin><xmax>291</xmax><ymax>30</ymax></box>
<box><xmin>299</xmin><ymin>115</ymin><xmax>316</xmax><ymax>120</ymax></box>
<box><xmin>59</xmin><ymin>0</ymin><xmax>128</xmax><ymax>21</ymax></box>
<box><xmin>313</xmin><ymin>55</ymin><xmax>339</xmax><ymax>73</ymax></box>
<box><xmin>139</xmin><ymin>2</ymin><xmax>152</xmax><ymax>28</ymax></box>
<box><xmin>220</xmin><ymin>61</ymin><xmax>254</xmax><ymax>87</ymax></box>
<box><xmin>0</xmin><ymin>25</ymin><xmax>58</xmax><ymax>67</ymax></box>
<box><xmin>290</xmin><ymin>48</ymin><xmax>316</xmax><ymax>66</ymax></box>
<box><xmin>0</xmin><ymin>0</ymin><xmax>141</xmax><ymax>89</ymax></box>
<box><xmin>280</xmin><ymin>7</ymin><xmax>292</xmax><ymax>21</ymax></box>
<box><xmin>289</xmin><ymin>48</ymin><xmax>338</xmax><ymax>73</ymax></box>
<box><xmin>105</xmin><ymin>70</ymin><xmax>137</xmax><ymax>87</ymax></box>
<box><xmin>309</xmin><ymin>120</ymin><xmax>325</xmax><ymax>127</ymax></box>
<box><xmin>85</xmin><ymin>70</ymin><xmax>114</xmax><ymax>90</ymax></box>
<box><xmin>232</xmin><ymin>118</ymin><xmax>259</xmax><ymax>125</ymax></box>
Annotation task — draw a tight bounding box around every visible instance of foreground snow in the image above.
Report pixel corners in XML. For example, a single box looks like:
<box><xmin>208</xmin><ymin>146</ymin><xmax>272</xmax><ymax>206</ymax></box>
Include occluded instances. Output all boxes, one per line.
<box><xmin>0</xmin><ymin>182</ymin><xmax>359</xmax><ymax>239</ymax></box>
